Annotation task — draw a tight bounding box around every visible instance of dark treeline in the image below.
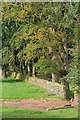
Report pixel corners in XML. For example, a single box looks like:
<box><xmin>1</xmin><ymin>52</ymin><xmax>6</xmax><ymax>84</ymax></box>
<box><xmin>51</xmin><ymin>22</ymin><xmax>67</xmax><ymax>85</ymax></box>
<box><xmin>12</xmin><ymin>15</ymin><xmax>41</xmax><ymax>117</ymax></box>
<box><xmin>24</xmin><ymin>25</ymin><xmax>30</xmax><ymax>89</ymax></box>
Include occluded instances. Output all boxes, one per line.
<box><xmin>2</xmin><ymin>2</ymin><xmax>79</xmax><ymax>87</ymax></box>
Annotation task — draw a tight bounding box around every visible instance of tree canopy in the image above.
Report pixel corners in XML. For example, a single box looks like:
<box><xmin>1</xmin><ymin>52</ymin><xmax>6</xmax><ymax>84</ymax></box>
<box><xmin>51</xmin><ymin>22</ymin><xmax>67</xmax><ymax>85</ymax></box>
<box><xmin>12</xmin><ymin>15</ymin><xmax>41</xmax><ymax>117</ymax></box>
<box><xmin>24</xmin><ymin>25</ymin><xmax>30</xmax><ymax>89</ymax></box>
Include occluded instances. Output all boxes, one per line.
<box><xmin>2</xmin><ymin>2</ymin><xmax>79</xmax><ymax>85</ymax></box>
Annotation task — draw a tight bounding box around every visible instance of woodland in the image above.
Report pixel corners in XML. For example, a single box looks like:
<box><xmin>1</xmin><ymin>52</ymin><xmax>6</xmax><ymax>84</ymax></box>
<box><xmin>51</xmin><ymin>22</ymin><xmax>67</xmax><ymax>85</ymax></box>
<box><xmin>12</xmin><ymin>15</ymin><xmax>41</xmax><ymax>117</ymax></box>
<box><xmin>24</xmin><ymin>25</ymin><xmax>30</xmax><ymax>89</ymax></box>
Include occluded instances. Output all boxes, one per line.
<box><xmin>2</xmin><ymin>2</ymin><xmax>79</xmax><ymax>94</ymax></box>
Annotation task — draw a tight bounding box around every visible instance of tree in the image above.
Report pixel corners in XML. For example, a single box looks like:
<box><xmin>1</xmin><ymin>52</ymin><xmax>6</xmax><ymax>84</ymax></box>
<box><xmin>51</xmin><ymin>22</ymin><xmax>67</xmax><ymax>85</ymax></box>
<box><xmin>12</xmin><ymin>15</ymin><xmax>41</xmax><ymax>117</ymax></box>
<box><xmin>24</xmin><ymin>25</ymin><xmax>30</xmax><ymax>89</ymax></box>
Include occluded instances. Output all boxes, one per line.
<box><xmin>2</xmin><ymin>2</ymin><xmax>79</xmax><ymax>91</ymax></box>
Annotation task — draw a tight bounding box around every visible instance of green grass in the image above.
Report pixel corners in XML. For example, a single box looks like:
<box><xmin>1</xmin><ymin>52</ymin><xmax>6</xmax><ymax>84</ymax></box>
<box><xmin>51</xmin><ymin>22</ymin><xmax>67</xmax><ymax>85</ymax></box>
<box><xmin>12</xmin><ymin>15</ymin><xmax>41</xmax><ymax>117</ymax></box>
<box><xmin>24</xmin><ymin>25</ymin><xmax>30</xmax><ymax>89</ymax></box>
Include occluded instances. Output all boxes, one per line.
<box><xmin>1</xmin><ymin>77</ymin><xmax>79</xmax><ymax>118</ymax></box>
<box><xmin>1</xmin><ymin>77</ymin><xmax>60</xmax><ymax>100</ymax></box>
<box><xmin>2</xmin><ymin>106</ymin><xmax>78</xmax><ymax>118</ymax></box>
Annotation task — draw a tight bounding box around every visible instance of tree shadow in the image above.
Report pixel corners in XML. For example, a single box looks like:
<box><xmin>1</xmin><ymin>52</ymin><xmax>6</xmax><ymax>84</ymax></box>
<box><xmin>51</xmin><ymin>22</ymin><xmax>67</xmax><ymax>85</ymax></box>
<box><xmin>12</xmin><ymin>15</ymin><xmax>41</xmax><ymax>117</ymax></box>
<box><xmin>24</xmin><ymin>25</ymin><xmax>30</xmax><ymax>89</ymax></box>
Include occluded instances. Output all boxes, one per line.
<box><xmin>0</xmin><ymin>77</ymin><xmax>23</xmax><ymax>83</ymax></box>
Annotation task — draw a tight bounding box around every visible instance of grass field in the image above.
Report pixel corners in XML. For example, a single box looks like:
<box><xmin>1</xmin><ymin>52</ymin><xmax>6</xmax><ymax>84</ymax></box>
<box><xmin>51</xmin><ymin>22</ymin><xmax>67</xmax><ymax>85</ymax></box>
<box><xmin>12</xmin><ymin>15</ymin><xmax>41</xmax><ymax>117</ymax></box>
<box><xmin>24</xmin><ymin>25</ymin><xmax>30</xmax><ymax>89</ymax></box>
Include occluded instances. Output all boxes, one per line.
<box><xmin>2</xmin><ymin>106</ymin><xmax>78</xmax><ymax>118</ymax></box>
<box><xmin>1</xmin><ymin>77</ymin><xmax>79</xmax><ymax>118</ymax></box>
<box><xmin>1</xmin><ymin>77</ymin><xmax>59</xmax><ymax>100</ymax></box>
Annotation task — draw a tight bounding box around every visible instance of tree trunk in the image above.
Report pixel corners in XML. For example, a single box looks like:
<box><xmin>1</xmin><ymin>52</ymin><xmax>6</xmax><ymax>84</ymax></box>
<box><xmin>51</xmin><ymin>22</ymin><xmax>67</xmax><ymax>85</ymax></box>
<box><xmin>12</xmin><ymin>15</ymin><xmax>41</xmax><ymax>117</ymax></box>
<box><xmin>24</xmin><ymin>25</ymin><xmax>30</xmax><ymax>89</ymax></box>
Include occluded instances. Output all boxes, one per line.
<box><xmin>63</xmin><ymin>85</ymin><xmax>67</xmax><ymax>99</ymax></box>
<box><xmin>52</xmin><ymin>73</ymin><xmax>57</xmax><ymax>82</ymax></box>
<box><xmin>51</xmin><ymin>54</ymin><xmax>58</xmax><ymax>82</ymax></box>
<box><xmin>4</xmin><ymin>70</ymin><xmax>7</xmax><ymax>78</ymax></box>
<box><xmin>62</xmin><ymin>79</ymin><xmax>70</xmax><ymax>99</ymax></box>
<box><xmin>32</xmin><ymin>66</ymin><xmax>35</xmax><ymax>77</ymax></box>
<box><xmin>28</xmin><ymin>65</ymin><xmax>30</xmax><ymax>76</ymax></box>
<box><xmin>63</xmin><ymin>43</ymin><xmax>68</xmax><ymax>71</ymax></box>
<box><xmin>61</xmin><ymin>42</ymin><xmax>69</xmax><ymax>99</ymax></box>
<box><xmin>0</xmin><ymin>68</ymin><xmax>3</xmax><ymax>79</ymax></box>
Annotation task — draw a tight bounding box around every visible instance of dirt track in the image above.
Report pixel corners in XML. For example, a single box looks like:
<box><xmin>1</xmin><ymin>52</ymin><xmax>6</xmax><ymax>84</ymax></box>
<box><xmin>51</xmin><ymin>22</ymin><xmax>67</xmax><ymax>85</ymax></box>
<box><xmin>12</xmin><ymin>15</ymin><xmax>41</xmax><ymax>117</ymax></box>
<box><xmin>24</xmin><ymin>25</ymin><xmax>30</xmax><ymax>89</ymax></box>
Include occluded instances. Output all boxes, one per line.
<box><xmin>3</xmin><ymin>98</ymin><xmax>72</xmax><ymax>110</ymax></box>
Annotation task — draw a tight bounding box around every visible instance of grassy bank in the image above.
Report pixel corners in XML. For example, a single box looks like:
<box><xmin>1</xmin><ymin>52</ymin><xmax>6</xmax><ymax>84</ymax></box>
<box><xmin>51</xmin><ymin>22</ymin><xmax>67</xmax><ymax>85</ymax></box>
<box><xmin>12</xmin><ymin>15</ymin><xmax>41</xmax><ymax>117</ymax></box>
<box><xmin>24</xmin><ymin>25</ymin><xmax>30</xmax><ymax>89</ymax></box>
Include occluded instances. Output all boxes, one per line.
<box><xmin>1</xmin><ymin>77</ymin><xmax>60</xmax><ymax>100</ymax></box>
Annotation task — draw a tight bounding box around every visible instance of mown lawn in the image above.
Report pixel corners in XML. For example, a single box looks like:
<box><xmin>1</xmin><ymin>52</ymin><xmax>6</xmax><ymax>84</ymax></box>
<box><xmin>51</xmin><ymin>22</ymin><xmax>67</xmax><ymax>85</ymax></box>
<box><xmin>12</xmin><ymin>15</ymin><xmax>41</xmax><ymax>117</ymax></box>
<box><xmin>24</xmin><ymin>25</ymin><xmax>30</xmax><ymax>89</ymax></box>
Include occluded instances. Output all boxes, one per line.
<box><xmin>1</xmin><ymin>77</ymin><xmax>79</xmax><ymax>118</ymax></box>
<box><xmin>1</xmin><ymin>77</ymin><xmax>60</xmax><ymax>100</ymax></box>
<box><xmin>2</xmin><ymin>106</ymin><xmax>78</xmax><ymax>118</ymax></box>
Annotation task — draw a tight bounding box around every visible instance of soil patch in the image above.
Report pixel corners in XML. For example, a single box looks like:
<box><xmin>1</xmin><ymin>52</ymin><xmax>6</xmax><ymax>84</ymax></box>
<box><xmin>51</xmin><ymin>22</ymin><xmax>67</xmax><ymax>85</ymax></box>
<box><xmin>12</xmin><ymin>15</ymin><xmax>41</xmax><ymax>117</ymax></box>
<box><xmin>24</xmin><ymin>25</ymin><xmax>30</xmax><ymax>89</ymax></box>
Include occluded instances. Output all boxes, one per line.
<box><xmin>3</xmin><ymin>98</ymin><xmax>73</xmax><ymax>110</ymax></box>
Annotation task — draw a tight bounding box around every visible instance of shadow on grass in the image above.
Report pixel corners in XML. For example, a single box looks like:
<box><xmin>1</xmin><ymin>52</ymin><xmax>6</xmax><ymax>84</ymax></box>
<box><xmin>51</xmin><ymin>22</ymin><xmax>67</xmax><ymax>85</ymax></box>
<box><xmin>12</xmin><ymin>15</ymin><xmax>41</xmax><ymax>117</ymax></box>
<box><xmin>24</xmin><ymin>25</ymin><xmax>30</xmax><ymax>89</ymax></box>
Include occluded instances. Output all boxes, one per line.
<box><xmin>0</xmin><ymin>77</ymin><xmax>23</xmax><ymax>83</ymax></box>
